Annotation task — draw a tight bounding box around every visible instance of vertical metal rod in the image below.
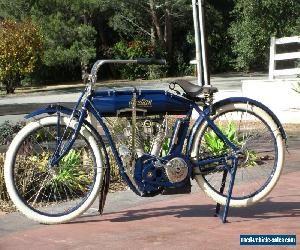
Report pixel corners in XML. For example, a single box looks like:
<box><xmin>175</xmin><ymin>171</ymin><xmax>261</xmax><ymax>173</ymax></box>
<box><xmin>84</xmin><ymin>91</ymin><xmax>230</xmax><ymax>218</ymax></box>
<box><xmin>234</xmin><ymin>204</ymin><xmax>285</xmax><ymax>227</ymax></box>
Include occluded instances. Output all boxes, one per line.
<box><xmin>131</xmin><ymin>92</ymin><xmax>137</xmax><ymax>160</ymax></box>
<box><xmin>56</xmin><ymin>109</ymin><xmax>61</xmax><ymax>157</ymax></box>
<box><xmin>215</xmin><ymin>170</ymin><xmax>228</xmax><ymax>216</ymax></box>
<box><xmin>192</xmin><ymin>0</ymin><xmax>202</xmax><ymax>86</ymax></box>
<box><xmin>222</xmin><ymin>158</ymin><xmax>238</xmax><ymax>223</ymax></box>
<box><xmin>198</xmin><ymin>0</ymin><xmax>210</xmax><ymax>86</ymax></box>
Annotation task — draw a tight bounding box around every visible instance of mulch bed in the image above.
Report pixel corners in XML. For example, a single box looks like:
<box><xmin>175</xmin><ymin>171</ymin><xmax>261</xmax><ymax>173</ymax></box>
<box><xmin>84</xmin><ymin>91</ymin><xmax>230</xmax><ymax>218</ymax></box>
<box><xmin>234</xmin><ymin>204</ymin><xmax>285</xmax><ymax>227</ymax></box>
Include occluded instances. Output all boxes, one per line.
<box><xmin>0</xmin><ymin>181</ymin><xmax>128</xmax><ymax>215</ymax></box>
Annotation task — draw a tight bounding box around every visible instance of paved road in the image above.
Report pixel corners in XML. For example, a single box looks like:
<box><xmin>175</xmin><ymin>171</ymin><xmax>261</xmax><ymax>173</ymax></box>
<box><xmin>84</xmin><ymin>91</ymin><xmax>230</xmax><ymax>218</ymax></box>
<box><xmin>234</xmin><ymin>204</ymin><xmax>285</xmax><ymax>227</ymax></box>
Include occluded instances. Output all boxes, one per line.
<box><xmin>0</xmin><ymin>73</ymin><xmax>267</xmax><ymax>123</ymax></box>
<box><xmin>0</xmin><ymin>163</ymin><xmax>299</xmax><ymax>249</ymax></box>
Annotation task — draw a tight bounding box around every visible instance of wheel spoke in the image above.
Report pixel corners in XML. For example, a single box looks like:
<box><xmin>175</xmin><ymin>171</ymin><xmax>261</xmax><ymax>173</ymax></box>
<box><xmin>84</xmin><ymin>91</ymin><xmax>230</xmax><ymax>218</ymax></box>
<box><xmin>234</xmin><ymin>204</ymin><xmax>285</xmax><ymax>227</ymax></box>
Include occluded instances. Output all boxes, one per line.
<box><xmin>8</xmin><ymin>117</ymin><xmax>100</xmax><ymax>222</ymax></box>
<box><xmin>194</xmin><ymin>103</ymin><xmax>282</xmax><ymax>202</ymax></box>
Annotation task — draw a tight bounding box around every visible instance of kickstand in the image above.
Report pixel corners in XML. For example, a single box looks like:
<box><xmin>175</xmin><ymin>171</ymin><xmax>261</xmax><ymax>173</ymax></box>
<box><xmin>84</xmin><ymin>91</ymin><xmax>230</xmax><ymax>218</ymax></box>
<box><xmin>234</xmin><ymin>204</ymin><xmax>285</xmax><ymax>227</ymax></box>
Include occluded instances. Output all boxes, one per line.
<box><xmin>215</xmin><ymin>158</ymin><xmax>238</xmax><ymax>223</ymax></box>
<box><xmin>215</xmin><ymin>169</ymin><xmax>228</xmax><ymax>217</ymax></box>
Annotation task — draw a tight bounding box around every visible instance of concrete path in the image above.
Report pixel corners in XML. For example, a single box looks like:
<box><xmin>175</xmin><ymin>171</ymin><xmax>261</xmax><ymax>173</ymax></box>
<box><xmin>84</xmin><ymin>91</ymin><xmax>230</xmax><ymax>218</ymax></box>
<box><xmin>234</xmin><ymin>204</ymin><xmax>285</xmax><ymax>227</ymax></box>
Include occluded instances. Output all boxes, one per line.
<box><xmin>0</xmin><ymin>73</ymin><xmax>267</xmax><ymax>123</ymax></box>
<box><xmin>0</xmin><ymin>72</ymin><xmax>267</xmax><ymax>104</ymax></box>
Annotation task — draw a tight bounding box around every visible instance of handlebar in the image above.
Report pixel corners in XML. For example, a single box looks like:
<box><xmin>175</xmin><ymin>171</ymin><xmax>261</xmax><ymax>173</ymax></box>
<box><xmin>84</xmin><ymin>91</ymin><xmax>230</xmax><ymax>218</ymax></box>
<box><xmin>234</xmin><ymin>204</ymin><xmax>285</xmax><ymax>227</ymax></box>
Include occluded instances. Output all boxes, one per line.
<box><xmin>136</xmin><ymin>58</ymin><xmax>167</xmax><ymax>65</ymax></box>
<box><xmin>89</xmin><ymin>58</ymin><xmax>166</xmax><ymax>84</ymax></box>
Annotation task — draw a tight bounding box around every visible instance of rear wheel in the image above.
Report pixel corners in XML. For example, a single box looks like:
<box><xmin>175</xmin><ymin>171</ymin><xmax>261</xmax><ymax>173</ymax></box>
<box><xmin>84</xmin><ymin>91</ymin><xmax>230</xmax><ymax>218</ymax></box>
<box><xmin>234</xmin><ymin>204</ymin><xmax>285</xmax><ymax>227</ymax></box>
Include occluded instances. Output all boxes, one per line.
<box><xmin>4</xmin><ymin>116</ymin><xmax>104</xmax><ymax>224</ymax></box>
<box><xmin>192</xmin><ymin>101</ymin><xmax>285</xmax><ymax>207</ymax></box>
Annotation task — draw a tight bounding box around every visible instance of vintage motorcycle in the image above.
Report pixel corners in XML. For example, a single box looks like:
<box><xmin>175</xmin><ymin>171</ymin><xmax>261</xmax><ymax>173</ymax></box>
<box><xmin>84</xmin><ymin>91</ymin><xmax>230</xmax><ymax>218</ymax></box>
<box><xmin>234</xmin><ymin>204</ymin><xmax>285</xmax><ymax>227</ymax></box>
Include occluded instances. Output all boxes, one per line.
<box><xmin>4</xmin><ymin>58</ymin><xmax>286</xmax><ymax>224</ymax></box>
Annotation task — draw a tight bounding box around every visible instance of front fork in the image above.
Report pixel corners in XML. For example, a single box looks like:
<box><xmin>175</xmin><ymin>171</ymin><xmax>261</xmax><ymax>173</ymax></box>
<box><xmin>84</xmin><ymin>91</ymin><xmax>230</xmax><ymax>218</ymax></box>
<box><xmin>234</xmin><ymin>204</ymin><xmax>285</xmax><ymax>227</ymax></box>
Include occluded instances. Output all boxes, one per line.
<box><xmin>49</xmin><ymin>106</ymin><xmax>88</xmax><ymax>167</ymax></box>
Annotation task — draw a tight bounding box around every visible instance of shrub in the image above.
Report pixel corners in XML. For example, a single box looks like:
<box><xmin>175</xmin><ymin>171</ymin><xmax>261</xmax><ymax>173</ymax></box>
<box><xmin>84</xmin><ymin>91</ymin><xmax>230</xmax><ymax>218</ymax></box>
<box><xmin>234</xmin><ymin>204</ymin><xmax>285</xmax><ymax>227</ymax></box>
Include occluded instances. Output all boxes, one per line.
<box><xmin>0</xmin><ymin>121</ymin><xmax>24</xmax><ymax>145</ymax></box>
<box><xmin>0</xmin><ymin>119</ymin><xmax>125</xmax><ymax>209</ymax></box>
<box><xmin>204</xmin><ymin>122</ymin><xmax>239</xmax><ymax>157</ymax></box>
<box><xmin>229</xmin><ymin>0</ymin><xmax>300</xmax><ymax>71</ymax></box>
<box><xmin>0</xmin><ymin>154</ymin><xmax>9</xmax><ymax>201</ymax></box>
<box><xmin>0</xmin><ymin>153</ymin><xmax>39</xmax><ymax>203</ymax></box>
<box><xmin>112</xmin><ymin>40</ymin><xmax>165</xmax><ymax>80</ymax></box>
<box><xmin>293</xmin><ymin>81</ymin><xmax>300</xmax><ymax>94</ymax></box>
<box><xmin>28</xmin><ymin>149</ymin><xmax>93</xmax><ymax>197</ymax></box>
<box><xmin>0</xmin><ymin>20</ymin><xmax>43</xmax><ymax>93</ymax></box>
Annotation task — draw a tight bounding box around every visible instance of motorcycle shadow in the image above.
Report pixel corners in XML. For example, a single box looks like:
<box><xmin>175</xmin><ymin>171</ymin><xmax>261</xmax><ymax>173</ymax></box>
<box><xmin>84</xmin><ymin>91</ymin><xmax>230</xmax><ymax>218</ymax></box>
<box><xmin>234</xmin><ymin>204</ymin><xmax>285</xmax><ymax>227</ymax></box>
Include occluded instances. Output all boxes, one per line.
<box><xmin>70</xmin><ymin>197</ymin><xmax>300</xmax><ymax>224</ymax></box>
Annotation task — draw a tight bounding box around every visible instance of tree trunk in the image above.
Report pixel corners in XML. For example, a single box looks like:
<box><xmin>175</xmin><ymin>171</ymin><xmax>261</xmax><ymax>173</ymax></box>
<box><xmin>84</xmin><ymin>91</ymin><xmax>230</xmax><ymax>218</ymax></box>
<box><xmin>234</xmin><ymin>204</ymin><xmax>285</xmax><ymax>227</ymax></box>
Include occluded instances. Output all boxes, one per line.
<box><xmin>81</xmin><ymin>10</ymin><xmax>88</xmax><ymax>81</ymax></box>
<box><xmin>151</xmin><ymin>27</ymin><xmax>156</xmax><ymax>46</ymax></box>
<box><xmin>98</xmin><ymin>26</ymin><xmax>114</xmax><ymax>78</ymax></box>
<box><xmin>149</xmin><ymin>0</ymin><xmax>164</xmax><ymax>46</ymax></box>
<box><xmin>4</xmin><ymin>78</ymin><xmax>16</xmax><ymax>94</ymax></box>
<box><xmin>164</xmin><ymin>0</ymin><xmax>173</xmax><ymax>73</ymax></box>
<box><xmin>81</xmin><ymin>62</ymin><xmax>88</xmax><ymax>84</ymax></box>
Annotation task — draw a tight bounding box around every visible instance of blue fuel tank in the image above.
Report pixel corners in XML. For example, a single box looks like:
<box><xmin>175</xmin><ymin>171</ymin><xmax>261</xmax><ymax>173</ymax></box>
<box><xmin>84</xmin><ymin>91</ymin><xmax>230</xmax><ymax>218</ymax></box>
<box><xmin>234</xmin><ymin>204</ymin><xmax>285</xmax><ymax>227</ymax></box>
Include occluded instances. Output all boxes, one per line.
<box><xmin>92</xmin><ymin>89</ymin><xmax>193</xmax><ymax>116</ymax></box>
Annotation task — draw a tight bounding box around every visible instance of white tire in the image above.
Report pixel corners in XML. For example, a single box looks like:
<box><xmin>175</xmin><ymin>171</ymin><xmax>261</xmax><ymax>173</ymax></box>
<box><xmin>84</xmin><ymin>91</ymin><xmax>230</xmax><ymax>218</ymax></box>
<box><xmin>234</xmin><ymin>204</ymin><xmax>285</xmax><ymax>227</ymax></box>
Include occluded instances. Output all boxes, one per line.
<box><xmin>191</xmin><ymin>102</ymin><xmax>285</xmax><ymax>207</ymax></box>
<box><xmin>4</xmin><ymin>116</ymin><xmax>104</xmax><ymax>224</ymax></box>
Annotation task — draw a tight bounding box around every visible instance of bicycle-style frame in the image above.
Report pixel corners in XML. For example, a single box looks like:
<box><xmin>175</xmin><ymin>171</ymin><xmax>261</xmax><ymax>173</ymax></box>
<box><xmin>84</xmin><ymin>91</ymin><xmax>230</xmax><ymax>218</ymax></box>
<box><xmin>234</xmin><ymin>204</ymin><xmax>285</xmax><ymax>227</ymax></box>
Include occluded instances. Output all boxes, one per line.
<box><xmin>25</xmin><ymin>59</ymin><xmax>250</xmax><ymax>222</ymax></box>
<box><xmin>25</xmin><ymin>59</ymin><xmax>286</xmax><ymax>223</ymax></box>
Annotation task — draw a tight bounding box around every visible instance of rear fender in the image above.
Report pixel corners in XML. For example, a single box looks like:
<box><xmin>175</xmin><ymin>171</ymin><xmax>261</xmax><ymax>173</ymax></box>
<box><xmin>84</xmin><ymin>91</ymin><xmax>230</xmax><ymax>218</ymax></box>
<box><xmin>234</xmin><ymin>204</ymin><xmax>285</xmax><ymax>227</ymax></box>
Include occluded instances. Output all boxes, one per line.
<box><xmin>187</xmin><ymin>97</ymin><xmax>287</xmax><ymax>157</ymax></box>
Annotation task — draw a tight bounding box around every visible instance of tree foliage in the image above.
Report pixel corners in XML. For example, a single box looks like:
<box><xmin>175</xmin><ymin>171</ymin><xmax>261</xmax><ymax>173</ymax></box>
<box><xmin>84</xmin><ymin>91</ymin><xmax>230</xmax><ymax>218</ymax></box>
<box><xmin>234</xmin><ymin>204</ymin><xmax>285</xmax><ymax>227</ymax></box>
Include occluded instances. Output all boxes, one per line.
<box><xmin>0</xmin><ymin>0</ymin><xmax>298</xmax><ymax>88</ymax></box>
<box><xmin>0</xmin><ymin>0</ymin><xmax>33</xmax><ymax>20</ymax></box>
<box><xmin>112</xmin><ymin>40</ymin><xmax>163</xmax><ymax>79</ymax></box>
<box><xmin>108</xmin><ymin>0</ymin><xmax>233</xmax><ymax>74</ymax></box>
<box><xmin>0</xmin><ymin>20</ymin><xmax>43</xmax><ymax>93</ymax></box>
<box><xmin>109</xmin><ymin>0</ymin><xmax>192</xmax><ymax>74</ymax></box>
<box><xmin>0</xmin><ymin>0</ymin><xmax>107</xmax><ymax>81</ymax></box>
<box><xmin>229</xmin><ymin>0</ymin><xmax>300</xmax><ymax>71</ymax></box>
<box><xmin>30</xmin><ymin>0</ymin><xmax>103</xmax><ymax>77</ymax></box>
<box><xmin>206</xmin><ymin>0</ymin><xmax>234</xmax><ymax>72</ymax></box>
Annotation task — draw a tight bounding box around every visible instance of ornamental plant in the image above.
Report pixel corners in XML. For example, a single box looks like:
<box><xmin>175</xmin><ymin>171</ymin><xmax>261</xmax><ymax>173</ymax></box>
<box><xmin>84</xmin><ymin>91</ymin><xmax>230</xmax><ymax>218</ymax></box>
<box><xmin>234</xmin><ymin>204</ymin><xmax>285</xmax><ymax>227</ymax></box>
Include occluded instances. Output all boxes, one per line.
<box><xmin>204</xmin><ymin>122</ymin><xmax>257</xmax><ymax>168</ymax></box>
<box><xmin>32</xmin><ymin>149</ymin><xmax>92</xmax><ymax>197</ymax></box>
<box><xmin>0</xmin><ymin>20</ymin><xmax>43</xmax><ymax>94</ymax></box>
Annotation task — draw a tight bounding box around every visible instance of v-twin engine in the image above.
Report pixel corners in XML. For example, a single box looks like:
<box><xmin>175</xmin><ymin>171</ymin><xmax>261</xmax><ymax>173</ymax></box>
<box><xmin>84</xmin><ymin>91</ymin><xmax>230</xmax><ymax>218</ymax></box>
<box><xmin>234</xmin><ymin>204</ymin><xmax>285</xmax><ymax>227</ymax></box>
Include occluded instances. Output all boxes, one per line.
<box><xmin>109</xmin><ymin>113</ymin><xmax>190</xmax><ymax>195</ymax></box>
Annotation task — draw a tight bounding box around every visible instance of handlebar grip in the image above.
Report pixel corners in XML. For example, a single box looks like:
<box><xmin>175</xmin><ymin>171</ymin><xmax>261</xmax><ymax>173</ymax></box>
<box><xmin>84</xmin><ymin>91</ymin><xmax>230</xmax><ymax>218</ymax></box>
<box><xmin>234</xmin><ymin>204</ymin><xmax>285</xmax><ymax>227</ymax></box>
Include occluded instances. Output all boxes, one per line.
<box><xmin>137</xmin><ymin>58</ymin><xmax>167</xmax><ymax>65</ymax></box>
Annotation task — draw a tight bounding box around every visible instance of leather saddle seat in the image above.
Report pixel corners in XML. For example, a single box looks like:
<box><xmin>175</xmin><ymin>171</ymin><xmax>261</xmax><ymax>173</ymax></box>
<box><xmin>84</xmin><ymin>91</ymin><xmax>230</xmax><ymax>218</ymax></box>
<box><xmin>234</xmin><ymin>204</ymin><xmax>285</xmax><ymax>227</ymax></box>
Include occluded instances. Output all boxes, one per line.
<box><xmin>171</xmin><ymin>79</ymin><xmax>218</xmax><ymax>99</ymax></box>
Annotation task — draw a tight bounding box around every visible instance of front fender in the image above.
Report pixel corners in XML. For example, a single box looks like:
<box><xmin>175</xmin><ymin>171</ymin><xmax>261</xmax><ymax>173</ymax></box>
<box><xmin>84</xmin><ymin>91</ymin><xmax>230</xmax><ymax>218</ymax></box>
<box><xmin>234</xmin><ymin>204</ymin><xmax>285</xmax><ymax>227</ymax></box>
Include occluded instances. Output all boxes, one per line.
<box><xmin>187</xmin><ymin>97</ymin><xmax>287</xmax><ymax>157</ymax></box>
<box><xmin>24</xmin><ymin>103</ymin><xmax>110</xmax><ymax>171</ymax></box>
<box><xmin>24</xmin><ymin>104</ymin><xmax>76</xmax><ymax>119</ymax></box>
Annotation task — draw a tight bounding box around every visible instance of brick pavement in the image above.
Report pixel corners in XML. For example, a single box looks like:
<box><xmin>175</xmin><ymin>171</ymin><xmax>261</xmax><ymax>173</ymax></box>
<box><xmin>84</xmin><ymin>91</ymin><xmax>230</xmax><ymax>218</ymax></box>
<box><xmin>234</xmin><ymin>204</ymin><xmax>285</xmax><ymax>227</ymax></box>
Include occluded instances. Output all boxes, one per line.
<box><xmin>0</xmin><ymin>169</ymin><xmax>299</xmax><ymax>250</ymax></box>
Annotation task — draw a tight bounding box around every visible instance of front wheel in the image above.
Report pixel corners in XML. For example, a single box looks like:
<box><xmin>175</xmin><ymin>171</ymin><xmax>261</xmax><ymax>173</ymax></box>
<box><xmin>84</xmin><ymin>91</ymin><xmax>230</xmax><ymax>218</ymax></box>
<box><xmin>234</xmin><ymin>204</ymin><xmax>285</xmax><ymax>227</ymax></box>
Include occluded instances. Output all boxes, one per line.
<box><xmin>4</xmin><ymin>116</ymin><xmax>104</xmax><ymax>224</ymax></box>
<box><xmin>191</xmin><ymin>101</ymin><xmax>285</xmax><ymax>207</ymax></box>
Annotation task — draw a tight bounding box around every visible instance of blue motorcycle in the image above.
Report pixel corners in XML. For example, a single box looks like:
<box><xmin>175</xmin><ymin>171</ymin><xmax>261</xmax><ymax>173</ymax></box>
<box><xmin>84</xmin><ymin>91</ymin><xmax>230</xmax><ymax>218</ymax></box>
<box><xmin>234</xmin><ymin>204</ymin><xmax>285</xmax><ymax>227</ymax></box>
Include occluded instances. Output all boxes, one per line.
<box><xmin>4</xmin><ymin>58</ymin><xmax>286</xmax><ymax>224</ymax></box>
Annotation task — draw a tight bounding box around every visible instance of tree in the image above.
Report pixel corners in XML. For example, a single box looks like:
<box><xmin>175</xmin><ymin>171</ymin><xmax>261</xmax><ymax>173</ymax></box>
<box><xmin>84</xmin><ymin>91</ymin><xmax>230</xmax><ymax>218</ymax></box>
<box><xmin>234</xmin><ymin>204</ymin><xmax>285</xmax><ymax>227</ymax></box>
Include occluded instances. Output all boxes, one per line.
<box><xmin>108</xmin><ymin>0</ymin><xmax>192</xmax><ymax>73</ymax></box>
<box><xmin>229</xmin><ymin>0</ymin><xmax>300</xmax><ymax>71</ymax></box>
<box><xmin>0</xmin><ymin>0</ymin><xmax>109</xmax><ymax>80</ymax></box>
<box><xmin>206</xmin><ymin>0</ymin><xmax>234</xmax><ymax>72</ymax></box>
<box><xmin>30</xmin><ymin>0</ymin><xmax>104</xmax><ymax>78</ymax></box>
<box><xmin>109</xmin><ymin>0</ymin><xmax>235</xmax><ymax>75</ymax></box>
<box><xmin>0</xmin><ymin>0</ymin><xmax>33</xmax><ymax>20</ymax></box>
<box><xmin>0</xmin><ymin>20</ymin><xmax>43</xmax><ymax>93</ymax></box>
